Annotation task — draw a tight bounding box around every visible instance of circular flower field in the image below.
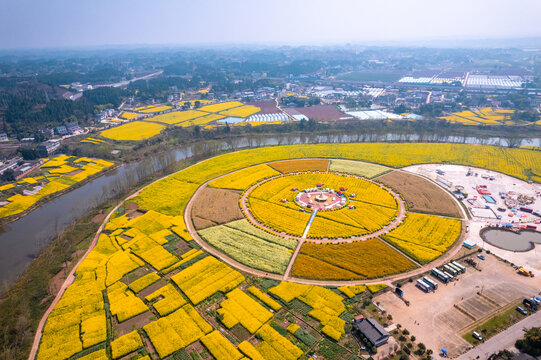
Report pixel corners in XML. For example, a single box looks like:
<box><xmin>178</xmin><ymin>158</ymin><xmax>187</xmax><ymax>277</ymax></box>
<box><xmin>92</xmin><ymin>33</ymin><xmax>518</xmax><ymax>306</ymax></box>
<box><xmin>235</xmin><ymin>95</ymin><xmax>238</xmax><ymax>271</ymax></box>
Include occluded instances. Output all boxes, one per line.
<box><xmin>192</xmin><ymin>157</ymin><xmax>464</xmax><ymax>279</ymax></box>
<box><xmin>243</xmin><ymin>172</ymin><xmax>400</xmax><ymax>239</ymax></box>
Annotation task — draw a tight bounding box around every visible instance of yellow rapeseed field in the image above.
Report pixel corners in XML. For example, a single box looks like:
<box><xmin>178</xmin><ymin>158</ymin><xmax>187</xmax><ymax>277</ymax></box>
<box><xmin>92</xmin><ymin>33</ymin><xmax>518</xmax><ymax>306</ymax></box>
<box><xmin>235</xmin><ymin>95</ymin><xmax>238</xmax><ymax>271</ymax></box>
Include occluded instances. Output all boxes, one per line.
<box><xmin>0</xmin><ymin>156</ymin><xmax>113</xmax><ymax>220</ymax></box>
<box><xmin>175</xmin><ymin>113</ymin><xmax>225</xmax><ymax>127</ymax></box>
<box><xmin>217</xmin><ymin>288</ymin><xmax>273</xmax><ymax>333</ymax></box>
<box><xmin>198</xmin><ymin>101</ymin><xmax>243</xmax><ymax>113</ymax></box>
<box><xmin>143</xmin><ymin>304</ymin><xmax>213</xmax><ymax>358</ymax></box>
<box><xmin>134</xmin><ymin>104</ymin><xmax>173</xmax><ymax>113</ymax></box>
<box><xmin>439</xmin><ymin>108</ymin><xmax>518</xmax><ymax>125</ymax></box>
<box><xmin>209</xmin><ymin>164</ymin><xmax>280</xmax><ymax>190</ymax></box>
<box><xmin>146</xmin><ymin>283</ymin><xmax>187</xmax><ymax>315</ymax></box>
<box><xmin>120</xmin><ymin>112</ymin><xmax>139</xmax><ymax>120</ymax></box>
<box><xmin>171</xmin><ymin>256</ymin><xmax>245</xmax><ymax>304</ymax></box>
<box><xmin>145</xmin><ymin>110</ymin><xmax>207</xmax><ymax>125</ymax></box>
<box><xmin>100</xmin><ymin>121</ymin><xmax>165</xmax><ymax>141</ymax></box>
<box><xmin>201</xmin><ymin>330</ymin><xmax>243</xmax><ymax>360</ymax></box>
<box><xmin>219</xmin><ymin>104</ymin><xmax>260</xmax><ymax>118</ymax></box>
<box><xmin>382</xmin><ymin>212</ymin><xmax>462</xmax><ymax>263</ymax></box>
<box><xmin>269</xmin><ymin>282</ymin><xmax>346</xmax><ymax>341</ymax></box>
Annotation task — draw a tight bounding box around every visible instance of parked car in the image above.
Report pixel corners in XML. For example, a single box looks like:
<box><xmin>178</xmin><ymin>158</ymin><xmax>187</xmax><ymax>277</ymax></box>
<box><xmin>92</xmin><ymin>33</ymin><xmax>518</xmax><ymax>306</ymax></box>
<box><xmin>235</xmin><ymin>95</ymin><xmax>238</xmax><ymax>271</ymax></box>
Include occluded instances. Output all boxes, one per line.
<box><xmin>477</xmin><ymin>254</ymin><xmax>485</xmax><ymax>260</ymax></box>
<box><xmin>516</xmin><ymin>306</ymin><xmax>528</xmax><ymax>315</ymax></box>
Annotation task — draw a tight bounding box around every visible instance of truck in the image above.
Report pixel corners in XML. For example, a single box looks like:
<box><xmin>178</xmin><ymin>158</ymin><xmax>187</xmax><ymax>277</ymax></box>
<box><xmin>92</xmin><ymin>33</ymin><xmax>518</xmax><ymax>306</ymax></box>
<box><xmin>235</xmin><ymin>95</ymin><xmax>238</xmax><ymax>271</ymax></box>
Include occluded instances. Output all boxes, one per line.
<box><xmin>416</xmin><ymin>279</ymin><xmax>431</xmax><ymax>293</ymax></box>
<box><xmin>423</xmin><ymin>276</ymin><xmax>438</xmax><ymax>290</ymax></box>
<box><xmin>443</xmin><ymin>271</ymin><xmax>454</xmax><ymax>281</ymax></box>
<box><xmin>444</xmin><ymin>264</ymin><xmax>459</xmax><ymax>276</ymax></box>
<box><xmin>451</xmin><ymin>261</ymin><xmax>466</xmax><ymax>273</ymax></box>
<box><xmin>518</xmin><ymin>267</ymin><xmax>534</xmax><ymax>277</ymax></box>
<box><xmin>431</xmin><ymin>268</ymin><xmax>450</xmax><ymax>283</ymax></box>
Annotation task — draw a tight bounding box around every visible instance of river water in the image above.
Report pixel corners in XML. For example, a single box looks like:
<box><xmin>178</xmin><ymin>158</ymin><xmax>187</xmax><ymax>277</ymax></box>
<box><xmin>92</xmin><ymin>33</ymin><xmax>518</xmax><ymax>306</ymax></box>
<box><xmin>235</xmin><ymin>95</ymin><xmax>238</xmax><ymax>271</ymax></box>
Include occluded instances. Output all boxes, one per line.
<box><xmin>1</xmin><ymin>133</ymin><xmax>540</xmax><ymax>288</ymax></box>
<box><xmin>482</xmin><ymin>228</ymin><xmax>541</xmax><ymax>252</ymax></box>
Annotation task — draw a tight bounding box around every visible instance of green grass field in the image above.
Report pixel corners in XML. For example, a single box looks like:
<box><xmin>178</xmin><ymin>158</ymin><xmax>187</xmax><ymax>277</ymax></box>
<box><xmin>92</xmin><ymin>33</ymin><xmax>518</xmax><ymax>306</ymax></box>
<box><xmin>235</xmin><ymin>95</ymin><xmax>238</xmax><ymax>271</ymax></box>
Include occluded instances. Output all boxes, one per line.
<box><xmin>329</xmin><ymin>159</ymin><xmax>391</xmax><ymax>178</ymax></box>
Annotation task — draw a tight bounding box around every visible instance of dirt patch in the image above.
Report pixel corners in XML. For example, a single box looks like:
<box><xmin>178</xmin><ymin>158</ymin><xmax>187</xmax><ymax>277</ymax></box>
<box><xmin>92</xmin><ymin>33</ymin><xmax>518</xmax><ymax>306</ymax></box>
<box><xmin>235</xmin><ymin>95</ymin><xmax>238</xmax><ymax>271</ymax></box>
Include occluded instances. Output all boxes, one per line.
<box><xmin>91</xmin><ymin>211</ymin><xmax>106</xmax><ymax>224</ymax></box>
<box><xmin>269</xmin><ymin>159</ymin><xmax>329</xmax><ymax>173</ymax></box>
<box><xmin>47</xmin><ymin>249</ymin><xmax>85</xmax><ymax>297</ymax></box>
<box><xmin>247</xmin><ymin>100</ymin><xmax>281</xmax><ymax>114</ymax></box>
<box><xmin>115</xmin><ymin>310</ymin><xmax>155</xmax><ymax>336</ymax></box>
<box><xmin>378</xmin><ymin>170</ymin><xmax>461</xmax><ymax>217</ymax></box>
<box><xmin>191</xmin><ymin>187</ymin><xmax>243</xmax><ymax>229</ymax></box>
<box><xmin>229</xmin><ymin>323</ymin><xmax>252</xmax><ymax>342</ymax></box>
<box><xmin>192</xmin><ymin>216</ymin><xmax>217</xmax><ymax>230</ymax></box>
<box><xmin>66</xmin><ymin>169</ymin><xmax>83</xmax><ymax>176</ymax></box>
<box><xmin>171</xmin><ymin>239</ymin><xmax>192</xmax><ymax>256</ymax></box>
<box><xmin>137</xmin><ymin>279</ymin><xmax>167</xmax><ymax>298</ymax></box>
<box><xmin>185</xmin><ymin>341</ymin><xmax>207</xmax><ymax>359</ymax></box>
<box><xmin>124</xmin><ymin>202</ymin><xmax>141</xmax><ymax>219</ymax></box>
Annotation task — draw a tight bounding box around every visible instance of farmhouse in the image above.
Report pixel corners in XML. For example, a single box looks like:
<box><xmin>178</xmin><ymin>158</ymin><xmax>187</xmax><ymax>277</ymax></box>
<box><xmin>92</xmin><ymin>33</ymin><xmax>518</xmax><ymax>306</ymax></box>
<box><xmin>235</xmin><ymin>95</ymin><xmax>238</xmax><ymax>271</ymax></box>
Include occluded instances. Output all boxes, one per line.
<box><xmin>353</xmin><ymin>317</ymin><xmax>391</xmax><ymax>347</ymax></box>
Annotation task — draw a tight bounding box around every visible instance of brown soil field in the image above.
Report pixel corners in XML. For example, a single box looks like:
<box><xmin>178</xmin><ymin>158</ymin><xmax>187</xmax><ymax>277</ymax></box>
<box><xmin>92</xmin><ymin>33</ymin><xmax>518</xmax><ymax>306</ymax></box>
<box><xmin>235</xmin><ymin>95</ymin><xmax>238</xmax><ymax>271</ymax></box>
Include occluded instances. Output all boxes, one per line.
<box><xmin>285</xmin><ymin>105</ymin><xmax>354</xmax><ymax>122</ymax></box>
<box><xmin>269</xmin><ymin>159</ymin><xmax>329</xmax><ymax>173</ymax></box>
<box><xmin>192</xmin><ymin>217</ymin><xmax>216</xmax><ymax>229</ymax></box>
<box><xmin>378</xmin><ymin>171</ymin><xmax>461</xmax><ymax>217</ymax></box>
<box><xmin>191</xmin><ymin>187</ymin><xmax>243</xmax><ymax>229</ymax></box>
<box><xmin>247</xmin><ymin>100</ymin><xmax>281</xmax><ymax>114</ymax></box>
<box><xmin>115</xmin><ymin>311</ymin><xmax>154</xmax><ymax>337</ymax></box>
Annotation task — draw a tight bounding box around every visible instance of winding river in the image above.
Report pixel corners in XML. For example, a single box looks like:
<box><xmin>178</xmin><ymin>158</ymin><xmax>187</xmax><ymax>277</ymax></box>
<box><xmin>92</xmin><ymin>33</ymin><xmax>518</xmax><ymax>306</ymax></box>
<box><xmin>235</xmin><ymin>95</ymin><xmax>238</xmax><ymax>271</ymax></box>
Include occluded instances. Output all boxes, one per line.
<box><xmin>0</xmin><ymin>133</ymin><xmax>540</xmax><ymax>288</ymax></box>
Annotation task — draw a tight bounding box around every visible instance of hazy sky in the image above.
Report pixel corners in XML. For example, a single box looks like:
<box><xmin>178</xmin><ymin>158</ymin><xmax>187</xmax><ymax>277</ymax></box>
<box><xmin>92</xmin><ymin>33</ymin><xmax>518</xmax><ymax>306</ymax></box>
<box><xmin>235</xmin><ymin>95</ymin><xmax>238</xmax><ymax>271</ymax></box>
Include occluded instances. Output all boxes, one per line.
<box><xmin>1</xmin><ymin>0</ymin><xmax>541</xmax><ymax>49</ymax></box>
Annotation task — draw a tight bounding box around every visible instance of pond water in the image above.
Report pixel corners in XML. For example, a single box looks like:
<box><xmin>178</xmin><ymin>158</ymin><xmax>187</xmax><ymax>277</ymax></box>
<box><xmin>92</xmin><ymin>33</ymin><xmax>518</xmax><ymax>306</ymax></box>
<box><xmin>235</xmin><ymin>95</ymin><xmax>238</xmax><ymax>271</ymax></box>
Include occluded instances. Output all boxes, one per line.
<box><xmin>481</xmin><ymin>228</ymin><xmax>541</xmax><ymax>252</ymax></box>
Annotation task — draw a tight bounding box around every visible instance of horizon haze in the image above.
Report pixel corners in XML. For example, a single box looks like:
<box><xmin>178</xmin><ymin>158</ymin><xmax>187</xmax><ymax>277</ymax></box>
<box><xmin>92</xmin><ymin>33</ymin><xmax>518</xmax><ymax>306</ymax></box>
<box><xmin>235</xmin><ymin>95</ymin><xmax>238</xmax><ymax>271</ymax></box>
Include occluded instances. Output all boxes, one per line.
<box><xmin>1</xmin><ymin>0</ymin><xmax>541</xmax><ymax>50</ymax></box>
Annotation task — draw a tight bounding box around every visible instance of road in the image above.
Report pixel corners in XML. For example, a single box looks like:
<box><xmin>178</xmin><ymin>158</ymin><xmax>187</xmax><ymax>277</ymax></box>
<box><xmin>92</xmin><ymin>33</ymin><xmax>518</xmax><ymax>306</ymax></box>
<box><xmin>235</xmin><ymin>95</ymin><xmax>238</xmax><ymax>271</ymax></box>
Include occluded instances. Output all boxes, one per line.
<box><xmin>457</xmin><ymin>311</ymin><xmax>541</xmax><ymax>360</ymax></box>
<box><xmin>101</xmin><ymin>70</ymin><xmax>163</xmax><ymax>88</ymax></box>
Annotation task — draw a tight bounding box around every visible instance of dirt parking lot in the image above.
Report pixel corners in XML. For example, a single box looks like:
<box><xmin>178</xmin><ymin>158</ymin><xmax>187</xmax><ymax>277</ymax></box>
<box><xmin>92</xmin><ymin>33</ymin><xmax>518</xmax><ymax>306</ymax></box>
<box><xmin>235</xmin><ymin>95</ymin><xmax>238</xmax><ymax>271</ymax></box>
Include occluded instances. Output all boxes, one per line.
<box><xmin>375</xmin><ymin>254</ymin><xmax>541</xmax><ymax>358</ymax></box>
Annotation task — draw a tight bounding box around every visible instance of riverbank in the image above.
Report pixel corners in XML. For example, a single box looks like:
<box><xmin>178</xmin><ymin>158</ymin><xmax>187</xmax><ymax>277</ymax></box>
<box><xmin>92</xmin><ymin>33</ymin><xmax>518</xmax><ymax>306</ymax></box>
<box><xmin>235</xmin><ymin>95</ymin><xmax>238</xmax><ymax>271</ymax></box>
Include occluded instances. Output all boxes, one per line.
<box><xmin>0</xmin><ymin>163</ymin><xmax>121</xmax><ymax>228</ymax></box>
<box><xmin>0</xmin><ymin>155</ymin><xmax>198</xmax><ymax>360</ymax></box>
<box><xmin>76</xmin><ymin>120</ymin><xmax>541</xmax><ymax>164</ymax></box>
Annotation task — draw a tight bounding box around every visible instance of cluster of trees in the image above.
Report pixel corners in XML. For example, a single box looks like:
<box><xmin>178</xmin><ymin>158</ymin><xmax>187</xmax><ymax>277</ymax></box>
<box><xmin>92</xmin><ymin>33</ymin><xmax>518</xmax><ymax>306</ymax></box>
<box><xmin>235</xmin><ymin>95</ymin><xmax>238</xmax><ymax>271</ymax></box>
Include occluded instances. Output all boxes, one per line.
<box><xmin>280</xmin><ymin>96</ymin><xmax>320</xmax><ymax>107</ymax></box>
<box><xmin>0</xmin><ymin>78</ymin><xmax>129</xmax><ymax>138</ymax></box>
<box><xmin>515</xmin><ymin>327</ymin><xmax>541</xmax><ymax>357</ymax></box>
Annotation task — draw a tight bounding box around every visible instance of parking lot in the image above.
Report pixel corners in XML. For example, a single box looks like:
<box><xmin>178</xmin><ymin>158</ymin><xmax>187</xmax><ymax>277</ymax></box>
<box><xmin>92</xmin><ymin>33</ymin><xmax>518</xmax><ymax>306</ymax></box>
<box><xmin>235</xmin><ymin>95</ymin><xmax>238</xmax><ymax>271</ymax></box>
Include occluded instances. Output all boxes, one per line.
<box><xmin>404</xmin><ymin>164</ymin><xmax>541</xmax><ymax>275</ymax></box>
<box><xmin>375</xmin><ymin>254</ymin><xmax>541</xmax><ymax>358</ymax></box>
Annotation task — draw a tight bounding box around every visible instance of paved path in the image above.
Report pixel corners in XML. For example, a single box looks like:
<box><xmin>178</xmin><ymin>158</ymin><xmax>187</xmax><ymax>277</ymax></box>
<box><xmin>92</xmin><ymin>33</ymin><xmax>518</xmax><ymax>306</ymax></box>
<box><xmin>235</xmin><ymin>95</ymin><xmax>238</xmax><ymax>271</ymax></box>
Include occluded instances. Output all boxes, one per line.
<box><xmin>283</xmin><ymin>239</ymin><xmax>304</xmax><ymax>281</ymax></box>
<box><xmin>457</xmin><ymin>311</ymin><xmax>541</xmax><ymax>360</ymax></box>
